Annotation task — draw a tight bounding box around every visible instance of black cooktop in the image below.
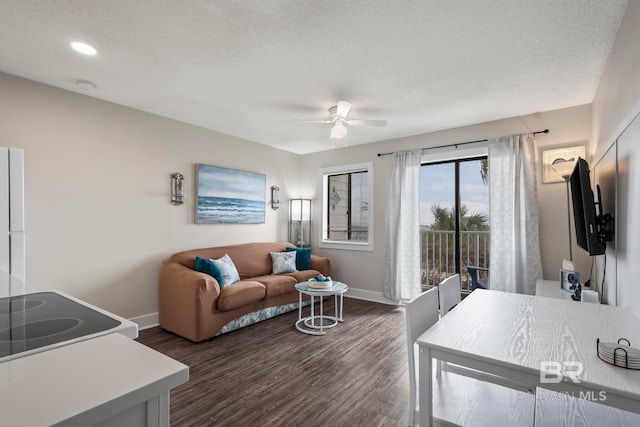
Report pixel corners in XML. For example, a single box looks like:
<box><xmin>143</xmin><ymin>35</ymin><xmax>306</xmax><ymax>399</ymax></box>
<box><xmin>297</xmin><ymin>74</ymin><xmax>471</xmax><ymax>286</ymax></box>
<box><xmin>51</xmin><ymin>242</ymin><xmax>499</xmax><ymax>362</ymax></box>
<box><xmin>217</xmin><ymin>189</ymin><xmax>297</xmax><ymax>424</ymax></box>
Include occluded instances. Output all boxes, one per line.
<box><xmin>0</xmin><ymin>292</ymin><xmax>121</xmax><ymax>359</ymax></box>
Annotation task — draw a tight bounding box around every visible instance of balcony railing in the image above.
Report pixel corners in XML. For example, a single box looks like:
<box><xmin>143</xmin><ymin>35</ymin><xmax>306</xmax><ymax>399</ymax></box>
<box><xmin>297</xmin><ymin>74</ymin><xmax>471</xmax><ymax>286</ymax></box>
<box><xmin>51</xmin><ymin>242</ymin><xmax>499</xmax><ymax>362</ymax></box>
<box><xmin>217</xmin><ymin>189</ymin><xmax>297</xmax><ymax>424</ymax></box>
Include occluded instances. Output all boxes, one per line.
<box><xmin>421</xmin><ymin>229</ymin><xmax>490</xmax><ymax>292</ymax></box>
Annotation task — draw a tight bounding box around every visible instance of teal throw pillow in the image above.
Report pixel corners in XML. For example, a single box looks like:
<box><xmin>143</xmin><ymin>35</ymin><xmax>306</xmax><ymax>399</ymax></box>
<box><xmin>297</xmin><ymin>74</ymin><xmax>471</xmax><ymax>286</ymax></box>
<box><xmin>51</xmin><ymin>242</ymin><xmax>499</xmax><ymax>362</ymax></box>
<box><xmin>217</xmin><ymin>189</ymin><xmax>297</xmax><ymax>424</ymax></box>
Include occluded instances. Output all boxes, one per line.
<box><xmin>194</xmin><ymin>256</ymin><xmax>224</xmax><ymax>285</ymax></box>
<box><xmin>211</xmin><ymin>254</ymin><xmax>241</xmax><ymax>286</ymax></box>
<box><xmin>270</xmin><ymin>251</ymin><xmax>297</xmax><ymax>274</ymax></box>
<box><xmin>285</xmin><ymin>247</ymin><xmax>312</xmax><ymax>270</ymax></box>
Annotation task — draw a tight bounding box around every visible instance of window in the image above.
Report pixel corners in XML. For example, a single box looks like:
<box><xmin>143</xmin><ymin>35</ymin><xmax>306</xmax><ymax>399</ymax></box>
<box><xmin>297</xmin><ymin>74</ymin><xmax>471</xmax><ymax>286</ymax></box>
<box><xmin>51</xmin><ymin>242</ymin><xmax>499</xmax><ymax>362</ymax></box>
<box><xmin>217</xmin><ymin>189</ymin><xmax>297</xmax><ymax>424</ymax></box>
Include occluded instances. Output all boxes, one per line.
<box><xmin>320</xmin><ymin>162</ymin><xmax>374</xmax><ymax>251</ymax></box>
<box><xmin>420</xmin><ymin>155</ymin><xmax>489</xmax><ymax>291</ymax></box>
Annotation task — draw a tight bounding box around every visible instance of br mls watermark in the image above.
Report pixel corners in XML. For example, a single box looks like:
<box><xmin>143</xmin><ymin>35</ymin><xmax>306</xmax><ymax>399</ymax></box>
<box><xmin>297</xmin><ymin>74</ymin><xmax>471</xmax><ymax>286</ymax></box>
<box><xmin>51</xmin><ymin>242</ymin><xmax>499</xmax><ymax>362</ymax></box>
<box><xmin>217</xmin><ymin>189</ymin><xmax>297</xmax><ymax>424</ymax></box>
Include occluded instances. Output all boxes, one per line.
<box><xmin>540</xmin><ymin>361</ymin><xmax>583</xmax><ymax>384</ymax></box>
<box><xmin>536</xmin><ymin>361</ymin><xmax>607</xmax><ymax>402</ymax></box>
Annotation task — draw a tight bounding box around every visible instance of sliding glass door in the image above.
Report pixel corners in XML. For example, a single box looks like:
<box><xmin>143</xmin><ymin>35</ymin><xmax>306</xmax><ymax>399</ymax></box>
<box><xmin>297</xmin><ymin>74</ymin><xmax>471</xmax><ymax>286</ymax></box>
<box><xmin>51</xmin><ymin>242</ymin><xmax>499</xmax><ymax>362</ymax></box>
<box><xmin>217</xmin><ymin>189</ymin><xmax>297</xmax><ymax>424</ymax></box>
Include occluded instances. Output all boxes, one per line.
<box><xmin>419</xmin><ymin>157</ymin><xmax>490</xmax><ymax>291</ymax></box>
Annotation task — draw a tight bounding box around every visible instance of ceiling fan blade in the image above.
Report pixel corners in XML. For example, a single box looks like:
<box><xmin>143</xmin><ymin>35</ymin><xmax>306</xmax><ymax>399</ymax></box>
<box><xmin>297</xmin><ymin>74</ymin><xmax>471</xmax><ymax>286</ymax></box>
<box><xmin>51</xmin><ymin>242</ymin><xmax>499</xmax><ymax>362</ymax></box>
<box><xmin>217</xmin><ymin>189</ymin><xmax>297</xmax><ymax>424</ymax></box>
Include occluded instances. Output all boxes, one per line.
<box><xmin>291</xmin><ymin>119</ymin><xmax>333</xmax><ymax>124</ymax></box>
<box><xmin>347</xmin><ymin>119</ymin><xmax>387</xmax><ymax>127</ymax></box>
<box><xmin>336</xmin><ymin>101</ymin><xmax>352</xmax><ymax>118</ymax></box>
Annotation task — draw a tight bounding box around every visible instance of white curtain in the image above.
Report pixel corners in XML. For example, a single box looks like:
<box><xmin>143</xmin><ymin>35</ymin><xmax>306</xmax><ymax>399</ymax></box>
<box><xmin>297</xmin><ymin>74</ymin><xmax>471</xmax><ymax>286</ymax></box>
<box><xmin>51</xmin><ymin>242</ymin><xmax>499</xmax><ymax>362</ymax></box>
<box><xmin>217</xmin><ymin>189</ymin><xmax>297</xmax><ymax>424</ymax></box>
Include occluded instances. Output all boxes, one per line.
<box><xmin>384</xmin><ymin>149</ymin><xmax>422</xmax><ymax>302</ymax></box>
<box><xmin>489</xmin><ymin>133</ymin><xmax>543</xmax><ymax>294</ymax></box>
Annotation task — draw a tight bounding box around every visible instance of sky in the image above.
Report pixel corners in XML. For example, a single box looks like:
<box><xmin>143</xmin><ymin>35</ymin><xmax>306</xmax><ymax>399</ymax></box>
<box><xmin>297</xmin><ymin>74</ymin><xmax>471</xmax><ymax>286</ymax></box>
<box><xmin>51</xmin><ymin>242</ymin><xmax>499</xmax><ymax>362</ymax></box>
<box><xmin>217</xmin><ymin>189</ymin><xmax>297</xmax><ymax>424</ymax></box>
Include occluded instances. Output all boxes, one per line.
<box><xmin>419</xmin><ymin>160</ymin><xmax>489</xmax><ymax>225</ymax></box>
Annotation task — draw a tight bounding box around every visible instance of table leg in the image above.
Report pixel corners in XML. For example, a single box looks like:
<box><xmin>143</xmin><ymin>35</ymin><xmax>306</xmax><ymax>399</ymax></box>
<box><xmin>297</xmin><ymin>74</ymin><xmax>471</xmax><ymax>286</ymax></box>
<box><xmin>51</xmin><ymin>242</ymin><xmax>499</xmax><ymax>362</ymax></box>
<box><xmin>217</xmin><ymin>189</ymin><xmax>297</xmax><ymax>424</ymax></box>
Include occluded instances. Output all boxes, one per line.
<box><xmin>298</xmin><ymin>291</ymin><xmax>302</xmax><ymax>322</ymax></box>
<box><xmin>310</xmin><ymin>295</ymin><xmax>315</xmax><ymax>327</ymax></box>
<box><xmin>338</xmin><ymin>293</ymin><xmax>344</xmax><ymax>322</ymax></box>
<box><xmin>418</xmin><ymin>346</ymin><xmax>433</xmax><ymax>426</ymax></box>
<box><xmin>319</xmin><ymin>295</ymin><xmax>324</xmax><ymax>334</ymax></box>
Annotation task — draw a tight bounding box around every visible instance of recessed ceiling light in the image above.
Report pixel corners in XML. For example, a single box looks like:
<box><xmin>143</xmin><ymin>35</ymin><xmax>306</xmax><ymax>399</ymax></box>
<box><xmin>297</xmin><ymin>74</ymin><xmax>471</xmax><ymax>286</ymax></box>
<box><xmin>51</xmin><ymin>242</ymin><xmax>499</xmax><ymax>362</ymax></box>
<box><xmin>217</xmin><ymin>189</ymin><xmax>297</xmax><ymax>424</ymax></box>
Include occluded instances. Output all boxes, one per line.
<box><xmin>70</xmin><ymin>41</ymin><xmax>97</xmax><ymax>55</ymax></box>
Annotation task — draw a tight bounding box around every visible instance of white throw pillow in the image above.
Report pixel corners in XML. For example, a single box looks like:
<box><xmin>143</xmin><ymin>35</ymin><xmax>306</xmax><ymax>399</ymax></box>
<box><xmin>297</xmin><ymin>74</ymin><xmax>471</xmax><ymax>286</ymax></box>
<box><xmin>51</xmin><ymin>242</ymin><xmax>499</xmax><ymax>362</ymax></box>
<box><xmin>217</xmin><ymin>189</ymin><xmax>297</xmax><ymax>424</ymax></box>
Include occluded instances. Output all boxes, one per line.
<box><xmin>211</xmin><ymin>254</ymin><xmax>241</xmax><ymax>286</ymax></box>
<box><xmin>270</xmin><ymin>251</ymin><xmax>297</xmax><ymax>274</ymax></box>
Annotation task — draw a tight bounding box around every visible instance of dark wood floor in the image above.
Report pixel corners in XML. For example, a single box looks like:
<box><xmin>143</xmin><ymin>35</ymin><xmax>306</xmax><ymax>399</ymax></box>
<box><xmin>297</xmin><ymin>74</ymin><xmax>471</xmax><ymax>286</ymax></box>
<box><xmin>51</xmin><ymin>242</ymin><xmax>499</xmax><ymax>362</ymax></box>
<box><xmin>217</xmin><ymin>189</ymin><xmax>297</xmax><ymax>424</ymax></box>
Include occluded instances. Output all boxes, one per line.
<box><xmin>137</xmin><ymin>298</ymin><xmax>410</xmax><ymax>427</ymax></box>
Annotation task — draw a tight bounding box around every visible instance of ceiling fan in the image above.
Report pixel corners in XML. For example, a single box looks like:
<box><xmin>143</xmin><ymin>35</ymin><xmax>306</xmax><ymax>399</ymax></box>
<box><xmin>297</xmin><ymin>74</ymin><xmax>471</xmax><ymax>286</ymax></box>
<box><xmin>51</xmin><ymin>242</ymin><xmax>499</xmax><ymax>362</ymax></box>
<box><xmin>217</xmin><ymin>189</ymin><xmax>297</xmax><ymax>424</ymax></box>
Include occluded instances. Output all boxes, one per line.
<box><xmin>293</xmin><ymin>101</ymin><xmax>387</xmax><ymax>139</ymax></box>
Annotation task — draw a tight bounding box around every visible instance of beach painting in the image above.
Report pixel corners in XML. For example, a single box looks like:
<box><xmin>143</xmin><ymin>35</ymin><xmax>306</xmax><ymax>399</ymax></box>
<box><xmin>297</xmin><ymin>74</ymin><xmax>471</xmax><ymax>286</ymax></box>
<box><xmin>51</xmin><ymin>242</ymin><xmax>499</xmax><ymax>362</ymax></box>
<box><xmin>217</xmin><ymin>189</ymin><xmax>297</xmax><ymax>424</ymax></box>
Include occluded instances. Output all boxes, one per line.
<box><xmin>196</xmin><ymin>164</ymin><xmax>266</xmax><ymax>224</ymax></box>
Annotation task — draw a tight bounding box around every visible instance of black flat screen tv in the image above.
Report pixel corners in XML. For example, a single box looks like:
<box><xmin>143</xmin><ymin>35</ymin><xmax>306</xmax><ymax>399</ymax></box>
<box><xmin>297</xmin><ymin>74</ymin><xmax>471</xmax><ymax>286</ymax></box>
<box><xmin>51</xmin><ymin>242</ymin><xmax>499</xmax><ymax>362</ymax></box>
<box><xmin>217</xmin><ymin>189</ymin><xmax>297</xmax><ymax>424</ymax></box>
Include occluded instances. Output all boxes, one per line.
<box><xmin>569</xmin><ymin>157</ymin><xmax>606</xmax><ymax>255</ymax></box>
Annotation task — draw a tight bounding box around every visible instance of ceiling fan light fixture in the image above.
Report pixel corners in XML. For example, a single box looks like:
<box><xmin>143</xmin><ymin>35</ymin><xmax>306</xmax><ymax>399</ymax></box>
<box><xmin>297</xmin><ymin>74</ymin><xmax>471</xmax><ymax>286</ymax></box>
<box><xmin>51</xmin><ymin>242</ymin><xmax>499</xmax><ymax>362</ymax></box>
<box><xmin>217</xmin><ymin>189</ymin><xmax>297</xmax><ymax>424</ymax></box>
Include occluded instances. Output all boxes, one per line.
<box><xmin>330</xmin><ymin>122</ymin><xmax>348</xmax><ymax>139</ymax></box>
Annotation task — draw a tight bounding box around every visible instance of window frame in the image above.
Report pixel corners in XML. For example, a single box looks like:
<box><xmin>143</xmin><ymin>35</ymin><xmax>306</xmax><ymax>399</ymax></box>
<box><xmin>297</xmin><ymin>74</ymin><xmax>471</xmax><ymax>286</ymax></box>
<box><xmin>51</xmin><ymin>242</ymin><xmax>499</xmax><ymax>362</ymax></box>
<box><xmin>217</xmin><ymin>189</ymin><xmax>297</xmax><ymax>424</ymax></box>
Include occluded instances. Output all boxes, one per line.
<box><xmin>319</xmin><ymin>162</ymin><xmax>374</xmax><ymax>251</ymax></box>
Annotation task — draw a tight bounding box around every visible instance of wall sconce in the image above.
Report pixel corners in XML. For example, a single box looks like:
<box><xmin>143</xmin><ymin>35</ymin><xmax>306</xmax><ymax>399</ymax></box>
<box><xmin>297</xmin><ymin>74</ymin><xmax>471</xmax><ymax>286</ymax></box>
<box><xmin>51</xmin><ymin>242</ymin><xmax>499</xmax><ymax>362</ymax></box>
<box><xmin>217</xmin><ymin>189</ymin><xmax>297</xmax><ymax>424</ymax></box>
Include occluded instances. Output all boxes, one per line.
<box><xmin>271</xmin><ymin>185</ymin><xmax>280</xmax><ymax>210</ymax></box>
<box><xmin>289</xmin><ymin>199</ymin><xmax>311</xmax><ymax>247</ymax></box>
<box><xmin>171</xmin><ymin>172</ymin><xmax>184</xmax><ymax>205</ymax></box>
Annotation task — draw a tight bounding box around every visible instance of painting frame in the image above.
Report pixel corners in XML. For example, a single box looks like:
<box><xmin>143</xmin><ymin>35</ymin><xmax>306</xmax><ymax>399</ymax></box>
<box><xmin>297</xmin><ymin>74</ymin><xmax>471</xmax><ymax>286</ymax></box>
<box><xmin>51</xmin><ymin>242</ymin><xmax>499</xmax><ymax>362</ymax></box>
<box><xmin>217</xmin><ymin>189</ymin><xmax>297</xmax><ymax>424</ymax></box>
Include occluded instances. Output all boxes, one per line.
<box><xmin>541</xmin><ymin>145</ymin><xmax>586</xmax><ymax>184</ymax></box>
<box><xmin>195</xmin><ymin>164</ymin><xmax>266</xmax><ymax>224</ymax></box>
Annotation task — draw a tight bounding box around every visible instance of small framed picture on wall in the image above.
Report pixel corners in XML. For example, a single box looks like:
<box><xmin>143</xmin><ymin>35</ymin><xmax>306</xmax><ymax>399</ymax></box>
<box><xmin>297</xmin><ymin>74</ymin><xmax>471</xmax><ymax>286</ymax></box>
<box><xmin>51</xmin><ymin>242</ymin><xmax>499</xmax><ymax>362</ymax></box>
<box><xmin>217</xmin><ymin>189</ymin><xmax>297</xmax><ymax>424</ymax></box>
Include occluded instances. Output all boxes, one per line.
<box><xmin>541</xmin><ymin>145</ymin><xmax>586</xmax><ymax>183</ymax></box>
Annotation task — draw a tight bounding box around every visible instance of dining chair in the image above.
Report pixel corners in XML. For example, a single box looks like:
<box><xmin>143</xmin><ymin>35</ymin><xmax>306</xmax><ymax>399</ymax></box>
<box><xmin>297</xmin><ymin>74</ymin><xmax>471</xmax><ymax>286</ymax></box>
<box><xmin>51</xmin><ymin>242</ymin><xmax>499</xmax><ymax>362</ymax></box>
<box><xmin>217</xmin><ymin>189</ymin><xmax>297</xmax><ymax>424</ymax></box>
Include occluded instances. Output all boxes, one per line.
<box><xmin>467</xmin><ymin>266</ymin><xmax>489</xmax><ymax>290</ymax></box>
<box><xmin>438</xmin><ymin>274</ymin><xmax>461</xmax><ymax>316</ymax></box>
<box><xmin>405</xmin><ymin>287</ymin><xmax>440</xmax><ymax>427</ymax></box>
<box><xmin>405</xmin><ymin>287</ymin><xmax>535</xmax><ymax>426</ymax></box>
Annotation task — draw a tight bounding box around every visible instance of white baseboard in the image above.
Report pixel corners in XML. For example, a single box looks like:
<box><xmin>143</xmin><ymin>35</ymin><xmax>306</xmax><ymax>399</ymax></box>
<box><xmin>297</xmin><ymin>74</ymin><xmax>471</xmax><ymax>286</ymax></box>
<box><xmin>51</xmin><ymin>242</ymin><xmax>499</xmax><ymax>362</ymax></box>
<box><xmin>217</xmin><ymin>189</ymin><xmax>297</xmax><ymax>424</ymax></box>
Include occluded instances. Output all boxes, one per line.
<box><xmin>129</xmin><ymin>288</ymin><xmax>396</xmax><ymax>331</ymax></box>
<box><xmin>129</xmin><ymin>312</ymin><xmax>159</xmax><ymax>331</ymax></box>
<box><xmin>345</xmin><ymin>287</ymin><xmax>398</xmax><ymax>305</ymax></box>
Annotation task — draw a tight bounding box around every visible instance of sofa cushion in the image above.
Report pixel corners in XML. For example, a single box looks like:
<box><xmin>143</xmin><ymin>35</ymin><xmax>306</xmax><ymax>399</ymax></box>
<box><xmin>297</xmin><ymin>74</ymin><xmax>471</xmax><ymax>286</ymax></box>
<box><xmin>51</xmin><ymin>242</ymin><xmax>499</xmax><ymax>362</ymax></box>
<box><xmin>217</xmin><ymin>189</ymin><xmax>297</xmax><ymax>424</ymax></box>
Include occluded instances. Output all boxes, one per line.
<box><xmin>270</xmin><ymin>251</ymin><xmax>297</xmax><ymax>274</ymax></box>
<box><xmin>252</xmin><ymin>274</ymin><xmax>297</xmax><ymax>298</ymax></box>
<box><xmin>285</xmin><ymin>247</ymin><xmax>312</xmax><ymax>271</ymax></box>
<box><xmin>284</xmin><ymin>270</ymin><xmax>322</xmax><ymax>284</ymax></box>
<box><xmin>212</xmin><ymin>254</ymin><xmax>241</xmax><ymax>287</ymax></box>
<box><xmin>194</xmin><ymin>256</ymin><xmax>224</xmax><ymax>284</ymax></box>
<box><xmin>217</xmin><ymin>281</ymin><xmax>266</xmax><ymax>311</ymax></box>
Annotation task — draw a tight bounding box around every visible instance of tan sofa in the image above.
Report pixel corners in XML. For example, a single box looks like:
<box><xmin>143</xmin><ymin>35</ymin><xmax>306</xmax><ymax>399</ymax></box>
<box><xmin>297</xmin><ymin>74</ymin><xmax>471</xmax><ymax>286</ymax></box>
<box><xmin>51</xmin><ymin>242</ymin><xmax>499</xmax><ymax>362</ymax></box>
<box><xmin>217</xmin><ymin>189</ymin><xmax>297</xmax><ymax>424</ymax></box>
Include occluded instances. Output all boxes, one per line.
<box><xmin>158</xmin><ymin>242</ymin><xmax>331</xmax><ymax>342</ymax></box>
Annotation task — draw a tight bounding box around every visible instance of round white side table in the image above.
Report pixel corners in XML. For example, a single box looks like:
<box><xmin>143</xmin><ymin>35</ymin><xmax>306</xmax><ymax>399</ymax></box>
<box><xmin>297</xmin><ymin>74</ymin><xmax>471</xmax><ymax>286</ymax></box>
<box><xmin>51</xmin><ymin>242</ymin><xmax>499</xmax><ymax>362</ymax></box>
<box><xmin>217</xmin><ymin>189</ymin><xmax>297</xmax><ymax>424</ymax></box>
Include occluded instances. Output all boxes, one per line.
<box><xmin>294</xmin><ymin>281</ymin><xmax>348</xmax><ymax>335</ymax></box>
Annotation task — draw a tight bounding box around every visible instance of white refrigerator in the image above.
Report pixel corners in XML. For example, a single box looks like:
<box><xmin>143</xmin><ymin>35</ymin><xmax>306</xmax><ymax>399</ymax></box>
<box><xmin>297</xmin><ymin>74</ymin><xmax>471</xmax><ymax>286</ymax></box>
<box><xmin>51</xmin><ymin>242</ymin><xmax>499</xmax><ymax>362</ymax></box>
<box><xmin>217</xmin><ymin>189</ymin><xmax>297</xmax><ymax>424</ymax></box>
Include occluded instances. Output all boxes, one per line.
<box><xmin>0</xmin><ymin>147</ymin><xmax>25</xmax><ymax>296</ymax></box>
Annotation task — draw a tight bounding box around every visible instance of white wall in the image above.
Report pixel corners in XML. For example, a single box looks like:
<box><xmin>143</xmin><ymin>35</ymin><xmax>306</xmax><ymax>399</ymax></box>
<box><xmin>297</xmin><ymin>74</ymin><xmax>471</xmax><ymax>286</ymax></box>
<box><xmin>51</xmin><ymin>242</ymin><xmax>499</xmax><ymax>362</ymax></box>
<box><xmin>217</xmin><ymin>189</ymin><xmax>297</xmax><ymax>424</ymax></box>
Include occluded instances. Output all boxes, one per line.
<box><xmin>591</xmin><ymin>0</ymin><xmax>640</xmax><ymax>316</ymax></box>
<box><xmin>301</xmin><ymin>105</ymin><xmax>592</xmax><ymax>301</ymax></box>
<box><xmin>592</xmin><ymin>0</ymin><xmax>640</xmax><ymax>162</ymax></box>
<box><xmin>0</xmin><ymin>72</ymin><xmax>297</xmax><ymax>319</ymax></box>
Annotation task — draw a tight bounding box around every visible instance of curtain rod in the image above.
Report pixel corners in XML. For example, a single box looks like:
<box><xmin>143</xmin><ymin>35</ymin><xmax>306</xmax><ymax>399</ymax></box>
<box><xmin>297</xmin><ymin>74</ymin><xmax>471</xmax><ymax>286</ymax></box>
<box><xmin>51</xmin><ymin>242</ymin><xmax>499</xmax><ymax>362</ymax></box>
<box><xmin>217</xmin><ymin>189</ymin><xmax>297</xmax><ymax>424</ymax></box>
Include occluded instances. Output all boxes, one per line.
<box><xmin>376</xmin><ymin>129</ymin><xmax>550</xmax><ymax>157</ymax></box>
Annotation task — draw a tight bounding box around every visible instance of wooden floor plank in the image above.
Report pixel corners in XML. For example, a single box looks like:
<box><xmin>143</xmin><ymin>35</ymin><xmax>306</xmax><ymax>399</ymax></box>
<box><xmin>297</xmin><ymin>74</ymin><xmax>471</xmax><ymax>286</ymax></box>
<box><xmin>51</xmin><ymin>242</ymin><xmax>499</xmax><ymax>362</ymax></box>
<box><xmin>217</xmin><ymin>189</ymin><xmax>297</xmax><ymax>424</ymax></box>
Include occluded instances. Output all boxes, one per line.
<box><xmin>137</xmin><ymin>298</ymin><xmax>410</xmax><ymax>427</ymax></box>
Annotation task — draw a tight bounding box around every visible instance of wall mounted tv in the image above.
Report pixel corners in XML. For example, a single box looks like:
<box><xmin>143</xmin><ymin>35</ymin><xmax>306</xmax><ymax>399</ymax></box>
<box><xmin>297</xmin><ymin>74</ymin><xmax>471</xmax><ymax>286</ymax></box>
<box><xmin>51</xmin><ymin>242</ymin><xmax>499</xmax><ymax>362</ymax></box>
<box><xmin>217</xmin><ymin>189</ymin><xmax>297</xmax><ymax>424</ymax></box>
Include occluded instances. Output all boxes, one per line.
<box><xmin>569</xmin><ymin>157</ymin><xmax>614</xmax><ymax>256</ymax></box>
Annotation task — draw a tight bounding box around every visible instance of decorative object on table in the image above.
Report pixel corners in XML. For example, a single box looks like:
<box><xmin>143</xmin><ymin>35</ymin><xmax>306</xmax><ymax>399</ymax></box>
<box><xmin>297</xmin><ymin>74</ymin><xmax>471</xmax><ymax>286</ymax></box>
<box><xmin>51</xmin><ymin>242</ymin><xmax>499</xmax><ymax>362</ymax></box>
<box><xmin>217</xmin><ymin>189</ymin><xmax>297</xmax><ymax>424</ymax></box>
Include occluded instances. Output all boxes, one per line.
<box><xmin>308</xmin><ymin>274</ymin><xmax>333</xmax><ymax>289</ymax></box>
<box><xmin>597</xmin><ymin>338</ymin><xmax>640</xmax><ymax>369</ymax></box>
<box><xmin>569</xmin><ymin>282</ymin><xmax>582</xmax><ymax>301</ymax></box>
<box><xmin>171</xmin><ymin>172</ymin><xmax>184</xmax><ymax>205</ymax></box>
<box><xmin>195</xmin><ymin>164</ymin><xmax>265</xmax><ymax>224</ymax></box>
<box><xmin>289</xmin><ymin>199</ymin><xmax>311</xmax><ymax>247</ymax></box>
<box><xmin>560</xmin><ymin>268</ymin><xmax>579</xmax><ymax>294</ymax></box>
<box><xmin>270</xmin><ymin>185</ymin><xmax>280</xmax><ymax>210</ymax></box>
<box><xmin>543</xmin><ymin>145</ymin><xmax>585</xmax><ymax>184</ymax></box>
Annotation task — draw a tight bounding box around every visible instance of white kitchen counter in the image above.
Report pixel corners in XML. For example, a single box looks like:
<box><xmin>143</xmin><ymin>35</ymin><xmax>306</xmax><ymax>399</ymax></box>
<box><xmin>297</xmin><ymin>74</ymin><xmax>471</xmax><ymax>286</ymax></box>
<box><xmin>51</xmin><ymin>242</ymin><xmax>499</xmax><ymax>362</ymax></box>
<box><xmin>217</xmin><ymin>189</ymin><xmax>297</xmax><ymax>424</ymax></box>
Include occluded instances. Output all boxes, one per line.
<box><xmin>0</xmin><ymin>332</ymin><xmax>188</xmax><ymax>426</ymax></box>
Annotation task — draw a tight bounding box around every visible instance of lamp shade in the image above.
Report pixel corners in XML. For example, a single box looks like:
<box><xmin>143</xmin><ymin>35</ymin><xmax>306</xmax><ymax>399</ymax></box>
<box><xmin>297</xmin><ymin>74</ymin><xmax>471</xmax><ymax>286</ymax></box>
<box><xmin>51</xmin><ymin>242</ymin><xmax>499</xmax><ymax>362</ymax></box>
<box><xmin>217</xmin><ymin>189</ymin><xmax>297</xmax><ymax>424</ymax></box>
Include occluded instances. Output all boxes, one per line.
<box><xmin>290</xmin><ymin>199</ymin><xmax>311</xmax><ymax>221</ymax></box>
<box><xmin>550</xmin><ymin>160</ymin><xmax>576</xmax><ymax>179</ymax></box>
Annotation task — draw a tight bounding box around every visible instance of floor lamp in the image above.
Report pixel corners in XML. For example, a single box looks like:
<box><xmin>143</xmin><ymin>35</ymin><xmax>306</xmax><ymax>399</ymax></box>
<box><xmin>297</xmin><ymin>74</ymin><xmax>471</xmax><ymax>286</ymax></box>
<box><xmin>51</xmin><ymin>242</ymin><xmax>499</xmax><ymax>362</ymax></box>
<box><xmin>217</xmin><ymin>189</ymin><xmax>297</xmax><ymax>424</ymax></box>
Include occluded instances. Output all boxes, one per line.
<box><xmin>551</xmin><ymin>160</ymin><xmax>576</xmax><ymax>263</ymax></box>
<box><xmin>289</xmin><ymin>199</ymin><xmax>311</xmax><ymax>248</ymax></box>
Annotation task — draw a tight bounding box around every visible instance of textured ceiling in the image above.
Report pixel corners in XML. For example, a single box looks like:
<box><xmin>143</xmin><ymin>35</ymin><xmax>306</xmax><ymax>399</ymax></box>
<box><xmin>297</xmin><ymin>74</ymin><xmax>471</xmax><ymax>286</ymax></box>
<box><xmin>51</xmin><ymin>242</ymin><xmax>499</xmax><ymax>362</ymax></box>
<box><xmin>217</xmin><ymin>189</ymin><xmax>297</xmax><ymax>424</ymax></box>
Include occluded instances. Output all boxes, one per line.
<box><xmin>0</xmin><ymin>1</ymin><xmax>629</xmax><ymax>154</ymax></box>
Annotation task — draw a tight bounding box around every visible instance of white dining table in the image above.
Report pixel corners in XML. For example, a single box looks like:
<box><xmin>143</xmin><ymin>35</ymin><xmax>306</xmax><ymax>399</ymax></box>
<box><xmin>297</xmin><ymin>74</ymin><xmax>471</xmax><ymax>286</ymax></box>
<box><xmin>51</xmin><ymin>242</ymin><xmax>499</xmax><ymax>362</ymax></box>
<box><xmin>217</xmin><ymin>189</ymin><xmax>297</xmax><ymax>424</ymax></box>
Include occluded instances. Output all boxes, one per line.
<box><xmin>417</xmin><ymin>289</ymin><xmax>640</xmax><ymax>426</ymax></box>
